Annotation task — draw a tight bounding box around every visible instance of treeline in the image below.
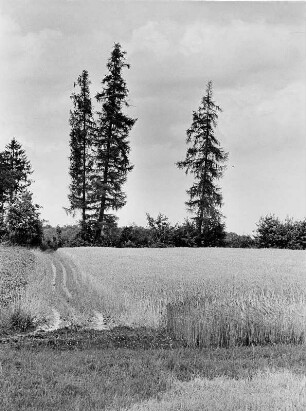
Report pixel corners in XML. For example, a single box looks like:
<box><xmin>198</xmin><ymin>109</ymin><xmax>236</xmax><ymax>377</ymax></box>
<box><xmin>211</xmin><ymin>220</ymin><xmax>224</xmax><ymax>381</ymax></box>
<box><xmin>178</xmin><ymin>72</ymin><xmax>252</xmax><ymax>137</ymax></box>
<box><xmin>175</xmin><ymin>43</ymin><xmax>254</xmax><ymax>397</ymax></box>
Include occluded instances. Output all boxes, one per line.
<box><xmin>43</xmin><ymin>213</ymin><xmax>227</xmax><ymax>249</ymax></box>
<box><xmin>1</xmin><ymin>42</ymin><xmax>305</xmax><ymax>250</ymax></box>
<box><xmin>41</xmin><ymin>214</ymin><xmax>306</xmax><ymax>250</ymax></box>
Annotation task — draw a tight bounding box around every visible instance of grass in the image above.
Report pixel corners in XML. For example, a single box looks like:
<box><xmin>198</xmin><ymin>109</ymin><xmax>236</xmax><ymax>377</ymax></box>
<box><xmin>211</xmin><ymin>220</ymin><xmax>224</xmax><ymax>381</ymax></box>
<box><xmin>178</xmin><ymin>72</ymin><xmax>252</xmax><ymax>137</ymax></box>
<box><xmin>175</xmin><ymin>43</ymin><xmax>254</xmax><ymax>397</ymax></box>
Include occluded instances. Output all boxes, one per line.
<box><xmin>124</xmin><ymin>369</ymin><xmax>306</xmax><ymax>411</ymax></box>
<box><xmin>0</xmin><ymin>342</ymin><xmax>306</xmax><ymax>410</ymax></box>
<box><xmin>0</xmin><ymin>246</ymin><xmax>38</xmax><ymax>334</ymax></box>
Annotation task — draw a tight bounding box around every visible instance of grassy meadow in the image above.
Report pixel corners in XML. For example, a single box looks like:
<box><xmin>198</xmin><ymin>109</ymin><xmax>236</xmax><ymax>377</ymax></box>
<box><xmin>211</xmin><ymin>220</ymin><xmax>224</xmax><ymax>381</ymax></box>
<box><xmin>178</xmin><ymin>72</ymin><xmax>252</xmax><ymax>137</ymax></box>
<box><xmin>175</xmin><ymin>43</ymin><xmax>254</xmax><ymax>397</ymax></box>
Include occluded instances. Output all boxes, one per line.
<box><xmin>1</xmin><ymin>246</ymin><xmax>306</xmax><ymax>410</ymax></box>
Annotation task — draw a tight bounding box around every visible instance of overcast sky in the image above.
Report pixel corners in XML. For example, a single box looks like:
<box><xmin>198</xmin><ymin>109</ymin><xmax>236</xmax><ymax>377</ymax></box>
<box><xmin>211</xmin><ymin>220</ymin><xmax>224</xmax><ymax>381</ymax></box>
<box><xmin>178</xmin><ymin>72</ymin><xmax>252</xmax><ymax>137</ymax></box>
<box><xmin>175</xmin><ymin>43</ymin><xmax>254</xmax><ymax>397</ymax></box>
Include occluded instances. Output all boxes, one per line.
<box><xmin>0</xmin><ymin>1</ymin><xmax>305</xmax><ymax>234</ymax></box>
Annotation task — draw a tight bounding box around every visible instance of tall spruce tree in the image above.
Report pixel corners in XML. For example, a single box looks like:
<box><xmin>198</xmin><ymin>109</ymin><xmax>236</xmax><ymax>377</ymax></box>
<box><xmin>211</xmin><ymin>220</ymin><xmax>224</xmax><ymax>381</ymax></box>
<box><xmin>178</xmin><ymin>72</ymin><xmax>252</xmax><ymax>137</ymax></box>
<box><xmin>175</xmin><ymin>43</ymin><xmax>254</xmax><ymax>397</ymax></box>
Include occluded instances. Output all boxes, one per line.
<box><xmin>68</xmin><ymin>70</ymin><xmax>95</xmax><ymax>238</ymax></box>
<box><xmin>177</xmin><ymin>81</ymin><xmax>228</xmax><ymax>246</ymax></box>
<box><xmin>94</xmin><ymin>43</ymin><xmax>136</xmax><ymax>242</ymax></box>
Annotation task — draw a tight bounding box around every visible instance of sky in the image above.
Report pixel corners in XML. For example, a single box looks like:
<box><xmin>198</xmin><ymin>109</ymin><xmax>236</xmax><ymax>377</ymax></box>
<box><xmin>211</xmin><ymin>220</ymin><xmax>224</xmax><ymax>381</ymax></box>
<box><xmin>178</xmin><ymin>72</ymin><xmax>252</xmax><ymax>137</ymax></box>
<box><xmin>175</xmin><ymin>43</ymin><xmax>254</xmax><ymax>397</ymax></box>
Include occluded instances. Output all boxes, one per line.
<box><xmin>0</xmin><ymin>1</ymin><xmax>305</xmax><ymax>235</ymax></box>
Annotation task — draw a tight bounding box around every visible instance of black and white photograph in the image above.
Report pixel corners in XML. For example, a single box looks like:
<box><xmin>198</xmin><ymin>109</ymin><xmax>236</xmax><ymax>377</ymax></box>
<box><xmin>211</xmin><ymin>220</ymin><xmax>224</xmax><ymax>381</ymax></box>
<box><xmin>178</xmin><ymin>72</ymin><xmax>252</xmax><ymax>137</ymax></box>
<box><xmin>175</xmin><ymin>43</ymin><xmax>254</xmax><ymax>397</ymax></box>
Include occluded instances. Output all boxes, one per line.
<box><xmin>0</xmin><ymin>0</ymin><xmax>305</xmax><ymax>409</ymax></box>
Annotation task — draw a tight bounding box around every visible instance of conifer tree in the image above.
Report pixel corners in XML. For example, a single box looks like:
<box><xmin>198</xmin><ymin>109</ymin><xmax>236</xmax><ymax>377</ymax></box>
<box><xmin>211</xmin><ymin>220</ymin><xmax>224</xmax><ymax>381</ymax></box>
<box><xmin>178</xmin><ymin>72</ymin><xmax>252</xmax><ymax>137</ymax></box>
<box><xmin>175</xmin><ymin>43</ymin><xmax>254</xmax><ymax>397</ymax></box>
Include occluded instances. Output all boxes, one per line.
<box><xmin>5</xmin><ymin>190</ymin><xmax>43</xmax><ymax>246</ymax></box>
<box><xmin>2</xmin><ymin>138</ymin><xmax>33</xmax><ymax>203</ymax></box>
<box><xmin>0</xmin><ymin>139</ymin><xmax>34</xmax><ymax>240</ymax></box>
<box><xmin>94</xmin><ymin>43</ymin><xmax>136</xmax><ymax>242</ymax></box>
<box><xmin>177</xmin><ymin>81</ymin><xmax>228</xmax><ymax>246</ymax></box>
<box><xmin>0</xmin><ymin>152</ymin><xmax>13</xmax><ymax>232</ymax></box>
<box><xmin>68</xmin><ymin>70</ymin><xmax>95</xmax><ymax>238</ymax></box>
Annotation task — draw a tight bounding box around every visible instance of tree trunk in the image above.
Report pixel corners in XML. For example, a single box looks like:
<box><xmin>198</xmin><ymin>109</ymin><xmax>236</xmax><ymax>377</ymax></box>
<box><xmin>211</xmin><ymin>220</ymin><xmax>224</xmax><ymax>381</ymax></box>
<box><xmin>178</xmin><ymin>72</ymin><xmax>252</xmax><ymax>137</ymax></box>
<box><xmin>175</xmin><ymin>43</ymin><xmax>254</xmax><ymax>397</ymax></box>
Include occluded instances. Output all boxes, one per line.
<box><xmin>198</xmin><ymin>114</ymin><xmax>210</xmax><ymax>236</ymax></box>
<box><xmin>82</xmin><ymin>98</ymin><xmax>87</xmax><ymax>232</ymax></box>
<box><xmin>94</xmin><ymin>121</ymin><xmax>112</xmax><ymax>242</ymax></box>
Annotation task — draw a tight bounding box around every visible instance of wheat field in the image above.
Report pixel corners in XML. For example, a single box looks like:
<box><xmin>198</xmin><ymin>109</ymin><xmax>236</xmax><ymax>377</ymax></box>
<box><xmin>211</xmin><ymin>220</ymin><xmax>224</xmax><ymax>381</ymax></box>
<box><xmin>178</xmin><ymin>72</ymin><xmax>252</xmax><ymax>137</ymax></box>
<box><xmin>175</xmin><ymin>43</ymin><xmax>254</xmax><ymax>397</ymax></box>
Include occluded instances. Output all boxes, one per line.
<box><xmin>59</xmin><ymin>247</ymin><xmax>306</xmax><ymax>347</ymax></box>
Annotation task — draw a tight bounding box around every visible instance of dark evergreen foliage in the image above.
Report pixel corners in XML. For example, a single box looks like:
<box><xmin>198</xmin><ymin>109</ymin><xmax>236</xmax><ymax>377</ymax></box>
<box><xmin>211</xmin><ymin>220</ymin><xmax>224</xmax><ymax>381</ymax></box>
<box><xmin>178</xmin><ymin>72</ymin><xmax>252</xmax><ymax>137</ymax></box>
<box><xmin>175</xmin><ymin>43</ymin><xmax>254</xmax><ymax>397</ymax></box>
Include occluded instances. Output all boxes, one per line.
<box><xmin>177</xmin><ymin>81</ymin><xmax>228</xmax><ymax>246</ymax></box>
<box><xmin>255</xmin><ymin>215</ymin><xmax>306</xmax><ymax>250</ymax></box>
<box><xmin>0</xmin><ymin>139</ymin><xmax>33</xmax><ymax>239</ymax></box>
<box><xmin>117</xmin><ymin>225</ymin><xmax>152</xmax><ymax>248</ymax></box>
<box><xmin>5</xmin><ymin>191</ymin><xmax>43</xmax><ymax>246</ymax></box>
<box><xmin>68</xmin><ymin>70</ymin><xmax>96</xmax><ymax>239</ymax></box>
<box><xmin>146</xmin><ymin>213</ymin><xmax>175</xmax><ymax>247</ymax></box>
<box><xmin>3</xmin><ymin>138</ymin><xmax>33</xmax><ymax>201</ymax></box>
<box><xmin>0</xmin><ymin>152</ymin><xmax>13</xmax><ymax>232</ymax></box>
<box><xmin>94</xmin><ymin>43</ymin><xmax>136</xmax><ymax>242</ymax></box>
<box><xmin>224</xmin><ymin>232</ymin><xmax>255</xmax><ymax>248</ymax></box>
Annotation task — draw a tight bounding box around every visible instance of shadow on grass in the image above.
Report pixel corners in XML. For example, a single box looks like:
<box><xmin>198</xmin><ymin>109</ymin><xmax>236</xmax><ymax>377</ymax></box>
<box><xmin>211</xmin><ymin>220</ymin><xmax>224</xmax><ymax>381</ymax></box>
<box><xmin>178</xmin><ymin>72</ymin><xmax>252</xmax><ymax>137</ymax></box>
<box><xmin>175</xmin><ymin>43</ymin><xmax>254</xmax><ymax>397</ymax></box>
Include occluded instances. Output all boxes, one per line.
<box><xmin>0</xmin><ymin>325</ymin><xmax>184</xmax><ymax>350</ymax></box>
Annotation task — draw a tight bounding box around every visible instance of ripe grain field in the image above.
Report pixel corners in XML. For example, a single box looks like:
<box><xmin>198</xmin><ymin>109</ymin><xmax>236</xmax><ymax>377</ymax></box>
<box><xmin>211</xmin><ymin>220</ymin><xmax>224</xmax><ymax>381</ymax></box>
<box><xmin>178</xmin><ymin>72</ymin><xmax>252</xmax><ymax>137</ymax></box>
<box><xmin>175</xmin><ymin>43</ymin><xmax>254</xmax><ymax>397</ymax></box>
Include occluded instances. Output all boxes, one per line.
<box><xmin>60</xmin><ymin>247</ymin><xmax>306</xmax><ymax>347</ymax></box>
<box><xmin>2</xmin><ymin>246</ymin><xmax>304</xmax><ymax>346</ymax></box>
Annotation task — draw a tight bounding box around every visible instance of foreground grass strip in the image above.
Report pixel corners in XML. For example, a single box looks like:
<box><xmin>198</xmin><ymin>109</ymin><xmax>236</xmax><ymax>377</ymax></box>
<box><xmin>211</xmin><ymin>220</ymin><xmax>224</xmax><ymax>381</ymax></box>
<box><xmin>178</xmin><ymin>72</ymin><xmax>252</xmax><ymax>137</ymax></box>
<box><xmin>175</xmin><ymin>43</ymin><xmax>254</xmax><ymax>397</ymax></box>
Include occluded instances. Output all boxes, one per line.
<box><xmin>124</xmin><ymin>369</ymin><xmax>306</xmax><ymax>411</ymax></box>
<box><xmin>0</xmin><ymin>344</ymin><xmax>306</xmax><ymax>410</ymax></box>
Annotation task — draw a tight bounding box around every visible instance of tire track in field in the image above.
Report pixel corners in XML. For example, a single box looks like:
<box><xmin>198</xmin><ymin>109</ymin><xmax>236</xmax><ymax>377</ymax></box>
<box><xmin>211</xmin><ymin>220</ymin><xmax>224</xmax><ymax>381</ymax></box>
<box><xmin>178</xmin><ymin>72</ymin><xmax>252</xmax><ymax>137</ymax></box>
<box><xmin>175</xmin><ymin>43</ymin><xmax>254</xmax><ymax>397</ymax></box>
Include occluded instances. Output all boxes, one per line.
<box><xmin>42</xmin><ymin>252</ymin><xmax>109</xmax><ymax>331</ymax></box>
<box><xmin>58</xmin><ymin>260</ymin><xmax>72</xmax><ymax>299</ymax></box>
<box><xmin>51</xmin><ymin>261</ymin><xmax>57</xmax><ymax>288</ymax></box>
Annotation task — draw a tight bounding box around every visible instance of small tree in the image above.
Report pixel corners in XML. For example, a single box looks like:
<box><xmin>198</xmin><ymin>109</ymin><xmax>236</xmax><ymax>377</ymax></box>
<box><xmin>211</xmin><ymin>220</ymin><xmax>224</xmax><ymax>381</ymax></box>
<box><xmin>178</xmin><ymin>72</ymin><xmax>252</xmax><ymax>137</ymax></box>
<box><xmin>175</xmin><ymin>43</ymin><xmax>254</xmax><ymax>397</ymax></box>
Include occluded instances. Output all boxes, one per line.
<box><xmin>68</xmin><ymin>70</ymin><xmax>96</xmax><ymax>239</ymax></box>
<box><xmin>177</xmin><ymin>81</ymin><xmax>228</xmax><ymax>246</ymax></box>
<box><xmin>5</xmin><ymin>191</ymin><xmax>43</xmax><ymax>246</ymax></box>
<box><xmin>146</xmin><ymin>213</ymin><xmax>174</xmax><ymax>246</ymax></box>
<box><xmin>0</xmin><ymin>139</ymin><xmax>33</xmax><ymax>240</ymax></box>
<box><xmin>94</xmin><ymin>43</ymin><xmax>136</xmax><ymax>242</ymax></box>
<box><xmin>3</xmin><ymin>138</ymin><xmax>33</xmax><ymax>202</ymax></box>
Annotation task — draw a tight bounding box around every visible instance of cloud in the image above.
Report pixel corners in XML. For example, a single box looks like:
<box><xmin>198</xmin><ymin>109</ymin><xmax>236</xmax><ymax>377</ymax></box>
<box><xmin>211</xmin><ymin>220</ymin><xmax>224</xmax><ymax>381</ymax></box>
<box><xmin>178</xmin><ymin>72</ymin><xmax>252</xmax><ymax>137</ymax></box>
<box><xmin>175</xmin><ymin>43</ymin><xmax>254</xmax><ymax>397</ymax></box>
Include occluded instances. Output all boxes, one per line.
<box><xmin>0</xmin><ymin>2</ymin><xmax>304</xmax><ymax>231</ymax></box>
<box><xmin>179</xmin><ymin>19</ymin><xmax>304</xmax><ymax>87</ymax></box>
<box><xmin>129</xmin><ymin>21</ymin><xmax>175</xmax><ymax>58</ymax></box>
<box><xmin>0</xmin><ymin>11</ymin><xmax>62</xmax><ymax>80</ymax></box>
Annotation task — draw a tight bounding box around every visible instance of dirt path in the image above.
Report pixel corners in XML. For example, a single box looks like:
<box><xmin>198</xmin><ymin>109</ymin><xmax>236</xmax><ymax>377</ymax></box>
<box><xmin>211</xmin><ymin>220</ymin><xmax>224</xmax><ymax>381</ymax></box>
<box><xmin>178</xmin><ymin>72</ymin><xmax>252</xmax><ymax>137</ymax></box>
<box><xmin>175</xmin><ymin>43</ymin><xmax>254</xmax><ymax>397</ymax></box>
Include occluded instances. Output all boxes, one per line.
<box><xmin>33</xmin><ymin>251</ymin><xmax>109</xmax><ymax>332</ymax></box>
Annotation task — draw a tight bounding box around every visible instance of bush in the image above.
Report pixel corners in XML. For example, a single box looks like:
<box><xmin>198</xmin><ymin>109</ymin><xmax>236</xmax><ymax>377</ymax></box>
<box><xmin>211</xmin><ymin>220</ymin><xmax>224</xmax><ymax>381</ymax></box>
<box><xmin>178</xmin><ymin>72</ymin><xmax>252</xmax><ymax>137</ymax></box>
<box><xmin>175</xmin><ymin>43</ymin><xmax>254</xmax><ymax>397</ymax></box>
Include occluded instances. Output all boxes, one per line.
<box><xmin>117</xmin><ymin>225</ymin><xmax>152</xmax><ymax>248</ymax></box>
<box><xmin>146</xmin><ymin>213</ymin><xmax>175</xmax><ymax>246</ymax></box>
<box><xmin>172</xmin><ymin>220</ymin><xmax>197</xmax><ymax>247</ymax></box>
<box><xmin>224</xmin><ymin>232</ymin><xmax>256</xmax><ymax>248</ymax></box>
<box><xmin>42</xmin><ymin>224</ymin><xmax>83</xmax><ymax>249</ymax></box>
<box><xmin>0</xmin><ymin>307</ymin><xmax>36</xmax><ymax>334</ymax></box>
<box><xmin>255</xmin><ymin>215</ymin><xmax>306</xmax><ymax>250</ymax></box>
<box><xmin>9</xmin><ymin>308</ymin><xmax>35</xmax><ymax>332</ymax></box>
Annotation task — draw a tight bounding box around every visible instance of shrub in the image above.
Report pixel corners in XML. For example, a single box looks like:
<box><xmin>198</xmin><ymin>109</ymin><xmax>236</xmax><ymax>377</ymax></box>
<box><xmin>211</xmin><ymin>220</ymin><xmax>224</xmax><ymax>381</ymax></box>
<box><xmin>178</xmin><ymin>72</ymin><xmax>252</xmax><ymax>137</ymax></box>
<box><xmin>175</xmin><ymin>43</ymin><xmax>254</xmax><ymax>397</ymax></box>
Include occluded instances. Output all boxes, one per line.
<box><xmin>255</xmin><ymin>215</ymin><xmax>306</xmax><ymax>250</ymax></box>
<box><xmin>42</xmin><ymin>224</ymin><xmax>83</xmax><ymax>248</ymax></box>
<box><xmin>9</xmin><ymin>308</ymin><xmax>35</xmax><ymax>332</ymax></box>
<box><xmin>146</xmin><ymin>213</ymin><xmax>175</xmax><ymax>246</ymax></box>
<box><xmin>118</xmin><ymin>225</ymin><xmax>152</xmax><ymax>248</ymax></box>
<box><xmin>224</xmin><ymin>232</ymin><xmax>255</xmax><ymax>248</ymax></box>
<box><xmin>170</xmin><ymin>220</ymin><xmax>195</xmax><ymax>247</ymax></box>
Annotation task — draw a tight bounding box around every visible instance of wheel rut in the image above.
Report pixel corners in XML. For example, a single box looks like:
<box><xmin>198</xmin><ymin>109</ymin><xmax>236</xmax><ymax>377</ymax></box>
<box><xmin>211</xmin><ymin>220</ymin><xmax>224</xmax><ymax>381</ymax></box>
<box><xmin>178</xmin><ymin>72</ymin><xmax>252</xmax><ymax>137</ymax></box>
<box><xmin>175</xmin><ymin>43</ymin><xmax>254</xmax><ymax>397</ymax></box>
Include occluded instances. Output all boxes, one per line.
<box><xmin>41</xmin><ymin>252</ymin><xmax>110</xmax><ymax>332</ymax></box>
